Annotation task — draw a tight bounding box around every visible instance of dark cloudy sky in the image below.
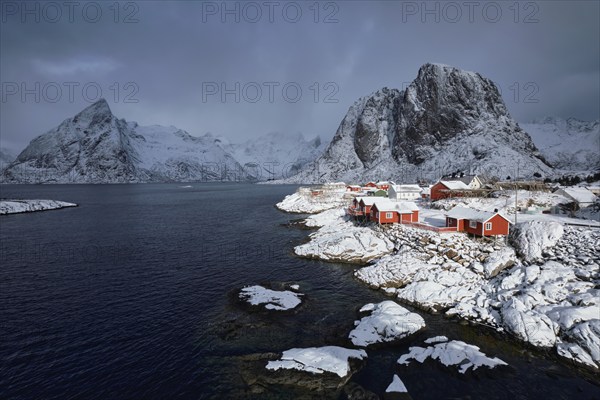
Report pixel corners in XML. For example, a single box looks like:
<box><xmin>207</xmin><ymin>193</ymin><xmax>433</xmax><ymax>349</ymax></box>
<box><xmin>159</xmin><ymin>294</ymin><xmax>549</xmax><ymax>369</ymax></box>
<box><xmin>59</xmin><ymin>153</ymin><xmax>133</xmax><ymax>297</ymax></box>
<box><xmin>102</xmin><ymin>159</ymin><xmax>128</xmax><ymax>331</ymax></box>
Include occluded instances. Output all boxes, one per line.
<box><xmin>1</xmin><ymin>0</ymin><xmax>599</xmax><ymax>152</ymax></box>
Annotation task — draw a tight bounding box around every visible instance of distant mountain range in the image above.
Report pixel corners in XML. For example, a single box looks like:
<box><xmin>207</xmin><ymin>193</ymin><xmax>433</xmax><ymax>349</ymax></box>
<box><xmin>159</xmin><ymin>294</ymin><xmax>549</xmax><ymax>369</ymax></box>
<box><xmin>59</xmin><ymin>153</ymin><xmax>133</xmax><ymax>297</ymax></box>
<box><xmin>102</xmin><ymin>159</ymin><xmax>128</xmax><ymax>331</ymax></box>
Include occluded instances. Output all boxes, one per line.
<box><xmin>0</xmin><ymin>100</ymin><xmax>323</xmax><ymax>183</ymax></box>
<box><xmin>521</xmin><ymin>117</ymin><xmax>599</xmax><ymax>172</ymax></box>
<box><xmin>1</xmin><ymin>63</ymin><xmax>598</xmax><ymax>184</ymax></box>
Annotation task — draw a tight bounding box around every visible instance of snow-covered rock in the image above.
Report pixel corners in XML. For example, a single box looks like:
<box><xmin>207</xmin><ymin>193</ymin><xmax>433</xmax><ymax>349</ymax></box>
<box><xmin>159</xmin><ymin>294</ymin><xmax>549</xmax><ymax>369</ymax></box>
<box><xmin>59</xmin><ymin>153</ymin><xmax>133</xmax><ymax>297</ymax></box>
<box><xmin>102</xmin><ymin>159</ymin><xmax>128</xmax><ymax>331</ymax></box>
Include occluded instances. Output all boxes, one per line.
<box><xmin>424</xmin><ymin>336</ymin><xmax>449</xmax><ymax>344</ymax></box>
<box><xmin>295</xmin><ymin>219</ymin><xmax>394</xmax><ymax>263</ymax></box>
<box><xmin>386</xmin><ymin>375</ymin><xmax>408</xmax><ymax>393</ymax></box>
<box><xmin>510</xmin><ymin>221</ymin><xmax>564</xmax><ymax>262</ymax></box>
<box><xmin>239</xmin><ymin>285</ymin><xmax>302</xmax><ymax>311</ymax></box>
<box><xmin>396</xmin><ymin>281</ymin><xmax>476</xmax><ymax>311</ymax></box>
<box><xmin>566</xmin><ymin>320</ymin><xmax>600</xmax><ymax>366</ymax></box>
<box><xmin>501</xmin><ymin>298</ymin><xmax>557</xmax><ymax>347</ymax></box>
<box><xmin>355</xmin><ymin>253</ymin><xmax>431</xmax><ymax>289</ymax></box>
<box><xmin>276</xmin><ymin>188</ymin><xmax>347</xmax><ymax>214</ymax></box>
<box><xmin>266</xmin><ymin>346</ymin><xmax>367</xmax><ymax>378</ymax></box>
<box><xmin>398</xmin><ymin>340</ymin><xmax>508</xmax><ymax>373</ymax></box>
<box><xmin>304</xmin><ymin>208</ymin><xmax>346</xmax><ymax>227</ymax></box>
<box><xmin>348</xmin><ymin>301</ymin><xmax>425</xmax><ymax>347</ymax></box>
<box><xmin>483</xmin><ymin>247</ymin><xmax>516</xmax><ymax>278</ymax></box>
<box><xmin>556</xmin><ymin>341</ymin><xmax>597</xmax><ymax>368</ymax></box>
<box><xmin>0</xmin><ymin>199</ymin><xmax>77</xmax><ymax>215</ymax></box>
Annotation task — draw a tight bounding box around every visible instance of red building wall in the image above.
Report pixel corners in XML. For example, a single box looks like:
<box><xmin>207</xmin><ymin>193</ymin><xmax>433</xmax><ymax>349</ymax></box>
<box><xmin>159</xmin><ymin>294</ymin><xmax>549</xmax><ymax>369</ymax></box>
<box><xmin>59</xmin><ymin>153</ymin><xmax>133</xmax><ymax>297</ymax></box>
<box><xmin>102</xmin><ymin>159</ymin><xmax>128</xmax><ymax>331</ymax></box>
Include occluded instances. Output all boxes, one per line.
<box><xmin>430</xmin><ymin>182</ymin><xmax>449</xmax><ymax>201</ymax></box>
<box><xmin>484</xmin><ymin>214</ymin><xmax>510</xmax><ymax>236</ymax></box>
<box><xmin>449</xmin><ymin>214</ymin><xmax>510</xmax><ymax>236</ymax></box>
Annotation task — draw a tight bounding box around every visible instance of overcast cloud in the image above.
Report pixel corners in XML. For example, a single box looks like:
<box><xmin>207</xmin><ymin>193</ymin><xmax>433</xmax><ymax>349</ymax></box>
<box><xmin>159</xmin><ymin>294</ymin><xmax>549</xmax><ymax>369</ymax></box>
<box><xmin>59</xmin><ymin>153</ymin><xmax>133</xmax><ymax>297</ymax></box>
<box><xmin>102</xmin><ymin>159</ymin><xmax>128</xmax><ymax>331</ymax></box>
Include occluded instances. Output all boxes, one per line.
<box><xmin>1</xmin><ymin>0</ymin><xmax>598</xmax><ymax>152</ymax></box>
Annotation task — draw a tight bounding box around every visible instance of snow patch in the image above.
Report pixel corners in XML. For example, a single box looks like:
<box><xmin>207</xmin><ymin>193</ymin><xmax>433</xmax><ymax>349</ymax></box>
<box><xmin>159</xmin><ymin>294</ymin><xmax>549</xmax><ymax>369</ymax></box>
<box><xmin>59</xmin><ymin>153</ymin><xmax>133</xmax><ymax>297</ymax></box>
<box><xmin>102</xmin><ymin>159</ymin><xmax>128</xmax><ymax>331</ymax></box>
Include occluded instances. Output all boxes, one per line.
<box><xmin>239</xmin><ymin>285</ymin><xmax>302</xmax><ymax>311</ymax></box>
<box><xmin>266</xmin><ymin>346</ymin><xmax>367</xmax><ymax>378</ymax></box>
<box><xmin>398</xmin><ymin>340</ymin><xmax>508</xmax><ymax>373</ymax></box>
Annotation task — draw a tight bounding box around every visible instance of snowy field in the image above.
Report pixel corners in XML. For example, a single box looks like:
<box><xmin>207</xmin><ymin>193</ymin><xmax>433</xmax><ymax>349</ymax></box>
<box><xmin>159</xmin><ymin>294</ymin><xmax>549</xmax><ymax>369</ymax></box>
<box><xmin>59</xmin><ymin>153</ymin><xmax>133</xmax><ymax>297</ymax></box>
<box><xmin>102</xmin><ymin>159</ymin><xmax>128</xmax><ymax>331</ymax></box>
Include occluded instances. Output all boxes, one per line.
<box><xmin>0</xmin><ymin>199</ymin><xmax>77</xmax><ymax>215</ymax></box>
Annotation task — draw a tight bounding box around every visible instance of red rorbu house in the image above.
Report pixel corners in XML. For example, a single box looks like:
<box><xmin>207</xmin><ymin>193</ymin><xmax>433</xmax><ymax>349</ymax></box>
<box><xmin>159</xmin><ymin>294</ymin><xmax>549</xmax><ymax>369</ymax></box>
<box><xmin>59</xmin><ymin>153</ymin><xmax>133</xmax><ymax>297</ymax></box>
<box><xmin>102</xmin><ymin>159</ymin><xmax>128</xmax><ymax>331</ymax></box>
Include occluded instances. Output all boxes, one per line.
<box><xmin>346</xmin><ymin>184</ymin><xmax>362</xmax><ymax>192</ymax></box>
<box><xmin>445</xmin><ymin>207</ymin><xmax>511</xmax><ymax>237</ymax></box>
<box><xmin>370</xmin><ymin>200</ymin><xmax>419</xmax><ymax>224</ymax></box>
<box><xmin>376</xmin><ymin>181</ymin><xmax>393</xmax><ymax>191</ymax></box>
<box><xmin>430</xmin><ymin>180</ymin><xmax>470</xmax><ymax>201</ymax></box>
<box><xmin>364</xmin><ymin>181</ymin><xmax>377</xmax><ymax>188</ymax></box>
<box><xmin>347</xmin><ymin>197</ymin><xmax>378</xmax><ymax>218</ymax></box>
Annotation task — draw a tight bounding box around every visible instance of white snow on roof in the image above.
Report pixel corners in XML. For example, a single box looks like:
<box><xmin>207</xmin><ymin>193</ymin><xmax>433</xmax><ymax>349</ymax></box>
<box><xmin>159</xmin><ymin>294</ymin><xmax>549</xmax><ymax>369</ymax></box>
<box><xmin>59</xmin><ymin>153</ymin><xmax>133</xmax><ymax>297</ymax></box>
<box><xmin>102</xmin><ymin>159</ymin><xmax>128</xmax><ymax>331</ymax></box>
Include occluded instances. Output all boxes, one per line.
<box><xmin>439</xmin><ymin>180</ymin><xmax>470</xmax><ymax>190</ymax></box>
<box><xmin>374</xmin><ymin>200</ymin><xmax>419</xmax><ymax>213</ymax></box>
<box><xmin>390</xmin><ymin>184</ymin><xmax>422</xmax><ymax>192</ymax></box>
<box><xmin>557</xmin><ymin>187</ymin><xmax>597</xmax><ymax>204</ymax></box>
<box><xmin>446</xmin><ymin>206</ymin><xmax>509</xmax><ymax>223</ymax></box>
<box><xmin>357</xmin><ymin>197</ymin><xmax>379</xmax><ymax>206</ymax></box>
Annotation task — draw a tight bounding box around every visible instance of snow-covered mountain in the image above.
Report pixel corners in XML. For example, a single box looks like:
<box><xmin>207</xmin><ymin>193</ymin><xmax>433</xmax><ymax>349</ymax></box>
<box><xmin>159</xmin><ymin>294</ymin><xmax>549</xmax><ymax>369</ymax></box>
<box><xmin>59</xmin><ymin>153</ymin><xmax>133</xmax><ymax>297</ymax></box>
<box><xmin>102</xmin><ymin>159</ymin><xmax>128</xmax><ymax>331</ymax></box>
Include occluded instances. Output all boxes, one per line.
<box><xmin>279</xmin><ymin>63</ymin><xmax>554</xmax><ymax>183</ymax></box>
<box><xmin>217</xmin><ymin>132</ymin><xmax>326</xmax><ymax>180</ymax></box>
<box><xmin>1</xmin><ymin>99</ymin><xmax>243</xmax><ymax>183</ymax></box>
<box><xmin>0</xmin><ymin>147</ymin><xmax>16</xmax><ymax>171</ymax></box>
<box><xmin>522</xmin><ymin>117</ymin><xmax>600</xmax><ymax>172</ymax></box>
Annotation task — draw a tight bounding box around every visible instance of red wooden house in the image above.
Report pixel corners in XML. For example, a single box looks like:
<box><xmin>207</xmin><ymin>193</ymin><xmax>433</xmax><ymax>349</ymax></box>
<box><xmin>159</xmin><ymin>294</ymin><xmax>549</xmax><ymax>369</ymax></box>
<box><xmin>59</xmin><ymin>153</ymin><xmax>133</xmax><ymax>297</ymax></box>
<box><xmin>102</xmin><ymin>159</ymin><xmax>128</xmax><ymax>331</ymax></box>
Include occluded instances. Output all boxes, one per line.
<box><xmin>445</xmin><ymin>207</ymin><xmax>511</xmax><ymax>237</ymax></box>
<box><xmin>364</xmin><ymin>181</ymin><xmax>377</xmax><ymax>188</ymax></box>
<box><xmin>346</xmin><ymin>184</ymin><xmax>362</xmax><ymax>192</ymax></box>
<box><xmin>430</xmin><ymin>180</ymin><xmax>471</xmax><ymax>201</ymax></box>
<box><xmin>370</xmin><ymin>200</ymin><xmax>419</xmax><ymax>224</ymax></box>
<box><xmin>347</xmin><ymin>197</ymin><xmax>378</xmax><ymax>218</ymax></box>
<box><xmin>376</xmin><ymin>181</ymin><xmax>393</xmax><ymax>191</ymax></box>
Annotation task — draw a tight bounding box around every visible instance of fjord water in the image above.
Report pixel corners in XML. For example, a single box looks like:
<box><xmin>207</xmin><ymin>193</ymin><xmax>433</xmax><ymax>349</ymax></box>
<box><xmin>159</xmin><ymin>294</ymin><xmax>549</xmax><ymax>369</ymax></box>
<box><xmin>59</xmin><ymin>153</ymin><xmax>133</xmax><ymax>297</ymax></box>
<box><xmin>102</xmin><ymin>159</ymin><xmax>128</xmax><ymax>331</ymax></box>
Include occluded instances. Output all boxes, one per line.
<box><xmin>0</xmin><ymin>183</ymin><xmax>598</xmax><ymax>399</ymax></box>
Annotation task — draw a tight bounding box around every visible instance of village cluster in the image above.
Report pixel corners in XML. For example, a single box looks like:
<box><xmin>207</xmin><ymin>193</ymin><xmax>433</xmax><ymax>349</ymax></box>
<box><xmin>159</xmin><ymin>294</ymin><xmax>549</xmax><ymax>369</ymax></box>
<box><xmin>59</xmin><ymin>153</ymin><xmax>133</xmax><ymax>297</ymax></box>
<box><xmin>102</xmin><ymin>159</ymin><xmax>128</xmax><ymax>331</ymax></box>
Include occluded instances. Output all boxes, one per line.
<box><xmin>322</xmin><ymin>174</ymin><xmax>600</xmax><ymax>237</ymax></box>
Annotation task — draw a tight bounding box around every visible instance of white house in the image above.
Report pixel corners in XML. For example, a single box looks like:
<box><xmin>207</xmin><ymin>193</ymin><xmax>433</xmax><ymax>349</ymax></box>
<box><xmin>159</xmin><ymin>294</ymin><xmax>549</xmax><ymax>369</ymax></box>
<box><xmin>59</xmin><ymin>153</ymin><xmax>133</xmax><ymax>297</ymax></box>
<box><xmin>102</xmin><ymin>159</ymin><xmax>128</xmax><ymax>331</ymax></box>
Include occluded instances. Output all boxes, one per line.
<box><xmin>440</xmin><ymin>174</ymin><xmax>483</xmax><ymax>189</ymax></box>
<box><xmin>388</xmin><ymin>184</ymin><xmax>422</xmax><ymax>201</ymax></box>
<box><xmin>555</xmin><ymin>187</ymin><xmax>598</xmax><ymax>206</ymax></box>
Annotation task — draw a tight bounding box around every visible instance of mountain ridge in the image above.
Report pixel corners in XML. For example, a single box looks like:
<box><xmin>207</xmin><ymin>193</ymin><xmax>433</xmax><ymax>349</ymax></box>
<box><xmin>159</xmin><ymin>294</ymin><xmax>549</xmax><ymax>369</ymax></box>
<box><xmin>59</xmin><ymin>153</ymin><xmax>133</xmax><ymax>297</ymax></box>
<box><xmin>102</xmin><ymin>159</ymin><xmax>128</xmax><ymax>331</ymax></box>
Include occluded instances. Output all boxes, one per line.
<box><xmin>276</xmin><ymin>63</ymin><xmax>555</xmax><ymax>183</ymax></box>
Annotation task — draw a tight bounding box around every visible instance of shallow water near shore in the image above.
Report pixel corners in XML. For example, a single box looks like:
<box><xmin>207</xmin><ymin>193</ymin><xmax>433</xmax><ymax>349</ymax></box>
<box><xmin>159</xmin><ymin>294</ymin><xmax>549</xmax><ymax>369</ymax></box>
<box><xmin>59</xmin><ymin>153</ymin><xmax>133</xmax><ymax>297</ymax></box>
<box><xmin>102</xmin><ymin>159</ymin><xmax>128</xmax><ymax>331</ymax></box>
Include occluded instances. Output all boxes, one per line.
<box><xmin>0</xmin><ymin>183</ymin><xmax>598</xmax><ymax>399</ymax></box>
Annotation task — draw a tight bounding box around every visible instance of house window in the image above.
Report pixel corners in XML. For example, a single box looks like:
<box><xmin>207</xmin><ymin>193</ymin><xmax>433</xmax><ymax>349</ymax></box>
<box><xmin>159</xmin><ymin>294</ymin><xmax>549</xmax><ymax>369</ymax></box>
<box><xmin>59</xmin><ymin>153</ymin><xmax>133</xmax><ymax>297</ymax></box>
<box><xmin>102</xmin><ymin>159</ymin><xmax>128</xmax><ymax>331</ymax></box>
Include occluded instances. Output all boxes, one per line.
<box><xmin>485</xmin><ymin>222</ymin><xmax>492</xmax><ymax>230</ymax></box>
<box><xmin>469</xmin><ymin>220</ymin><xmax>478</xmax><ymax>229</ymax></box>
<box><xmin>386</xmin><ymin>212</ymin><xmax>393</xmax><ymax>219</ymax></box>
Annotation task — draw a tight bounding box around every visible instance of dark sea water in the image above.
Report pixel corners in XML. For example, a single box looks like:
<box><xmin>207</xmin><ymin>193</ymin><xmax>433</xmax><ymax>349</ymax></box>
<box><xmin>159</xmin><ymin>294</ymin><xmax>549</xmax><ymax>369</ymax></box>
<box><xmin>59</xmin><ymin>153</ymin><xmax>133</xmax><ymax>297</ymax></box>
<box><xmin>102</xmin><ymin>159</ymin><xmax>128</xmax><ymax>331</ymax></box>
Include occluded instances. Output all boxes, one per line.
<box><xmin>0</xmin><ymin>183</ymin><xmax>598</xmax><ymax>399</ymax></box>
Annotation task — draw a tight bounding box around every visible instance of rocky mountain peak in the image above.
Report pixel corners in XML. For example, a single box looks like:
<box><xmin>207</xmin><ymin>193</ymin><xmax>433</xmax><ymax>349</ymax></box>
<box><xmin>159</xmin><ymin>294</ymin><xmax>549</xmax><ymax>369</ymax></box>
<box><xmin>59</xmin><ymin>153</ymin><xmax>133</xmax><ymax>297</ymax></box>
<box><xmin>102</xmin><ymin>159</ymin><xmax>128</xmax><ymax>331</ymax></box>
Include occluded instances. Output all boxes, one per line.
<box><xmin>72</xmin><ymin>98</ymin><xmax>113</xmax><ymax>128</ymax></box>
<box><xmin>283</xmin><ymin>63</ymin><xmax>553</xmax><ymax>183</ymax></box>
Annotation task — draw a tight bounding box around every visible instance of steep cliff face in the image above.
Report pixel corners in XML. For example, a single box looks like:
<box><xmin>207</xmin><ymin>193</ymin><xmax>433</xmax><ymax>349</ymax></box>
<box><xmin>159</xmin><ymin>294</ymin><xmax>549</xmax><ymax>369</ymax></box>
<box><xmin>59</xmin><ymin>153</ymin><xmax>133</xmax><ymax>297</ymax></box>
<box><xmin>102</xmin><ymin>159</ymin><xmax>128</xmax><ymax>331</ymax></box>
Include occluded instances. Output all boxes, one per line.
<box><xmin>1</xmin><ymin>99</ymin><xmax>242</xmax><ymax>183</ymax></box>
<box><xmin>282</xmin><ymin>63</ymin><xmax>553</xmax><ymax>183</ymax></box>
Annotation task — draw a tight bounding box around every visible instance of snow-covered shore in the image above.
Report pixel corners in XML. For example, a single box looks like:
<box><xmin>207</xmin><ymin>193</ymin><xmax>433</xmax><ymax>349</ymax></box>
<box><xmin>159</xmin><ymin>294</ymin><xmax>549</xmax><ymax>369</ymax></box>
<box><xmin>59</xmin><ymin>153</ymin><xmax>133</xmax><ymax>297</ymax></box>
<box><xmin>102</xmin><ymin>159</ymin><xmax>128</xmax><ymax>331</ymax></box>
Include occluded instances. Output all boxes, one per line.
<box><xmin>276</xmin><ymin>187</ymin><xmax>348</xmax><ymax>213</ymax></box>
<box><xmin>0</xmin><ymin>199</ymin><xmax>77</xmax><ymax>215</ymax></box>
<box><xmin>285</xmin><ymin>197</ymin><xmax>600</xmax><ymax>369</ymax></box>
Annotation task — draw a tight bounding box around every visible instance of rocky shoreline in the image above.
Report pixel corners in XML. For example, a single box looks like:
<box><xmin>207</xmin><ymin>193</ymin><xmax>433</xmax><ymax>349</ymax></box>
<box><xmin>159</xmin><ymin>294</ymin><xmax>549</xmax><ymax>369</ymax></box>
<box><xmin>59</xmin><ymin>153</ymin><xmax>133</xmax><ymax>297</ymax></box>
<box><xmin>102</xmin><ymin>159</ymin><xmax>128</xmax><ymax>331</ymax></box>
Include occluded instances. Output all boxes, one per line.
<box><xmin>279</xmin><ymin>195</ymin><xmax>600</xmax><ymax>371</ymax></box>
